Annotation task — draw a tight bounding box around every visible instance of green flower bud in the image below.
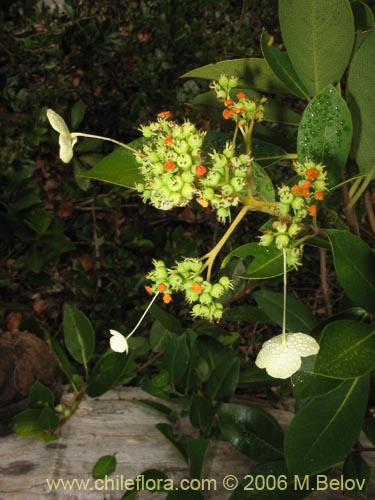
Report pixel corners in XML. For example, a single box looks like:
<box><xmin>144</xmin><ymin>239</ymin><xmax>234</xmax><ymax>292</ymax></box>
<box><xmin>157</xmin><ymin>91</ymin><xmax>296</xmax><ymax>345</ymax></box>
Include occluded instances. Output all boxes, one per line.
<box><xmin>230</xmin><ymin>177</ymin><xmax>245</xmax><ymax>192</ymax></box>
<box><xmin>288</xmin><ymin>223</ymin><xmax>301</xmax><ymax>238</ymax></box>
<box><xmin>219</xmin><ymin>276</ymin><xmax>232</xmax><ymax>289</ymax></box>
<box><xmin>187</xmin><ymin>134</ymin><xmax>204</xmax><ymax>149</ymax></box>
<box><xmin>176</xmin><ymin>154</ymin><xmax>192</xmax><ymax>169</ymax></box>
<box><xmin>217</xmin><ymin>207</ymin><xmax>230</xmax><ymax>222</ymax></box>
<box><xmin>181</xmin><ymin>170</ymin><xmax>194</xmax><ymax>183</ymax></box>
<box><xmin>210</xmin><ymin>283</ymin><xmax>225</xmax><ymax>298</ymax></box>
<box><xmin>276</xmin><ymin>222</ymin><xmax>288</xmax><ymax>233</ymax></box>
<box><xmin>275</xmin><ymin>234</ymin><xmax>290</xmax><ymax>249</ymax></box>
<box><xmin>55</xmin><ymin>404</ymin><xmax>65</xmax><ymax>413</ymax></box>
<box><xmin>205</xmin><ymin>171</ymin><xmax>222</xmax><ymax>187</ymax></box>
<box><xmin>286</xmin><ymin>247</ymin><xmax>303</xmax><ymax>269</ymax></box>
<box><xmin>277</xmin><ymin>202</ymin><xmax>291</xmax><ymax>215</ymax></box>
<box><xmin>181</xmin><ymin>183</ymin><xmax>195</xmax><ymax>199</ymax></box>
<box><xmin>167</xmin><ymin>176</ymin><xmax>184</xmax><ymax>192</ymax></box>
<box><xmin>199</xmin><ymin>292</ymin><xmax>213</xmax><ymax>305</ymax></box>
<box><xmin>173</xmin><ymin>140</ymin><xmax>189</xmax><ymax>154</ymax></box>
<box><xmin>222</xmin><ymin>184</ymin><xmax>234</xmax><ymax>197</ymax></box>
<box><xmin>185</xmin><ymin>289</ymin><xmax>200</xmax><ymax>303</ymax></box>
<box><xmin>291</xmin><ymin>196</ymin><xmax>305</xmax><ymax>211</ymax></box>
<box><xmin>259</xmin><ymin>233</ymin><xmax>274</xmax><ymax>246</ymax></box>
<box><xmin>169</xmin><ymin>273</ymin><xmax>184</xmax><ymax>290</ymax></box>
<box><xmin>228</xmin><ymin>76</ymin><xmax>239</xmax><ymax>88</ymax></box>
<box><xmin>202</xmin><ymin>187</ymin><xmax>215</xmax><ymax>200</ymax></box>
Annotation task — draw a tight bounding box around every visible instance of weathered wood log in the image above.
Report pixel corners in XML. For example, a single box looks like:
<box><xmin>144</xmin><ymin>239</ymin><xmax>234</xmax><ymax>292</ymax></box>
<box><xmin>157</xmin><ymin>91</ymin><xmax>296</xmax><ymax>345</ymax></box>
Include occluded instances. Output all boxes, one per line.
<box><xmin>0</xmin><ymin>387</ymin><xmax>374</xmax><ymax>500</ymax></box>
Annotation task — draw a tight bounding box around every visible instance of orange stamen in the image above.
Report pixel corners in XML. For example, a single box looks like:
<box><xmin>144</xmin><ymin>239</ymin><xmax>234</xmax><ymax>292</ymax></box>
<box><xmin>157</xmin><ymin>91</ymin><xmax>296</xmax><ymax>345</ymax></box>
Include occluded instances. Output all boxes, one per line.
<box><xmin>157</xmin><ymin>110</ymin><xmax>171</xmax><ymax>118</ymax></box>
<box><xmin>236</xmin><ymin>91</ymin><xmax>247</xmax><ymax>99</ymax></box>
<box><xmin>306</xmin><ymin>168</ymin><xmax>318</xmax><ymax>180</ymax></box>
<box><xmin>145</xmin><ymin>285</ymin><xmax>153</xmax><ymax>295</ymax></box>
<box><xmin>164</xmin><ymin>160</ymin><xmax>176</xmax><ymax>171</ymax></box>
<box><xmin>292</xmin><ymin>185</ymin><xmax>301</xmax><ymax>195</ymax></box>
<box><xmin>164</xmin><ymin>135</ymin><xmax>173</xmax><ymax>145</ymax></box>
<box><xmin>224</xmin><ymin>99</ymin><xmax>234</xmax><ymax>106</ymax></box>
<box><xmin>308</xmin><ymin>205</ymin><xmax>317</xmax><ymax>216</ymax></box>
<box><xmin>314</xmin><ymin>191</ymin><xmax>324</xmax><ymax>201</ymax></box>
<box><xmin>222</xmin><ymin>109</ymin><xmax>233</xmax><ymax>119</ymax></box>
<box><xmin>162</xmin><ymin>294</ymin><xmax>172</xmax><ymax>304</ymax></box>
<box><xmin>192</xmin><ymin>282</ymin><xmax>203</xmax><ymax>294</ymax></box>
<box><xmin>195</xmin><ymin>164</ymin><xmax>207</xmax><ymax>177</ymax></box>
<box><xmin>302</xmin><ymin>188</ymin><xmax>310</xmax><ymax>198</ymax></box>
<box><xmin>158</xmin><ymin>283</ymin><xmax>167</xmax><ymax>293</ymax></box>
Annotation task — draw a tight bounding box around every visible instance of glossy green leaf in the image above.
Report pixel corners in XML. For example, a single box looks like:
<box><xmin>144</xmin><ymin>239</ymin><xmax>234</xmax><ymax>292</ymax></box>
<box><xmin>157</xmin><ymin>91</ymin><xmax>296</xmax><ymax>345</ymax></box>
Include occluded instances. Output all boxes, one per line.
<box><xmin>161</xmin><ymin>334</ymin><xmax>190</xmax><ymax>385</ymax></box>
<box><xmin>343</xmin><ymin>453</ymin><xmax>370</xmax><ymax>498</ymax></box>
<box><xmin>28</xmin><ymin>381</ymin><xmax>54</xmax><ymax>409</ymax></box>
<box><xmin>187</xmin><ymin>438</ymin><xmax>210</xmax><ymax>479</ymax></box>
<box><xmin>149</xmin><ymin>304</ymin><xmax>183</xmax><ymax>334</ymax></box>
<box><xmin>38</xmin><ymin>405</ymin><xmax>59</xmax><ymax>430</ymax></box>
<box><xmin>189</xmin><ymin>395</ymin><xmax>215</xmax><ymax>436</ymax></box>
<box><xmin>12</xmin><ymin>409</ymin><xmax>42</xmax><ymax>436</ymax></box>
<box><xmin>133</xmin><ymin>399</ymin><xmax>177</xmax><ymax>422</ymax></box>
<box><xmin>70</xmin><ymin>100</ymin><xmax>86</xmax><ymax>129</ymax></box>
<box><xmin>192</xmin><ymin>336</ymin><xmax>228</xmax><ymax>382</ymax></box>
<box><xmin>206</xmin><ymin>357</ymin><xmax>240</xmax><ymax>402</ymax></box>
<box><xmin>63</xmin><ymin>304</ymin><xmax>95</xmax><ymax>367</ymax></box>
<box><xmin>253</xmin><ymin>290</ymin><xmax>319</xmax><ymax>333</ymax></box>
<box><xmin>291</xmin><ymin>369</ymin><xmax>341</xmax><ymax>400</ymax></box>
<box><xmin>92</xmin><ymin>454</ymin><xmax>117</xmax><ymax>480</ymax></box>
<box><xmin>251</xmin><ymin>138</ymin><xmax>288</xmax><ymax>168</ymax></box>
<box><xmin>261</xmin><ymin>32</ymin><xmax>308</xmax><ymax>99</ymax></box>
<box><xmin>218</xmin><ymin>403</ymin><xmax>284</xmax><ymax>463</ymax></box>
<box><xmin>24</xmin><ymin>209</ymin><xmax>53</xmax><ymax>235</ymax></box>
<box><xmin>347</xmin><ymin>29</ymin><xmax>375</xmax><ymax>173</ymax></box>
<box><xmin>155</xmin><ymin>423</ymin><xmax>188</xmax><ymax>463</ymax></box>
<box><xmin>80</xmin><ymin>138</ymin><xmax>146</xmax><ymax>188</ymax></box>
<box><xmin>285</xmin><ymin>376</ymin><xmax>369</xmax><ymax>475</ymax></box>
<box><xmin>222</xmin><ymin>242</ymin><xmax>284</xmax><ymax>279</ymax></box>
<box><xmin>182</xmin><ymin>58</ymin><xmax>291</xmax><ymax>94</ymax></box>
<box><xmin>47</xmin><ymin>335</ymin><xmax>82</xmax><ymax>390</ymax></box>
<box><xmin>149</xmin><ymin>320</ymin><xmax>175</xmax><ymax>353</ymax></box>
<box><xmin>87</xmin><ymin>351</ymin><xmax>130</xmax><ymax>397</ymax></box>
<box><xmin>279</xmin><ymin>0</ymin><xmax>355</xmax><ymax>95</ymax></box>
<box><xmin>223</xmin><ymin>305</ymin><xmax>270</xmax><ymax>323</ymax></box>
<box><xmin>314</xmin><ymin>320</ymin><xmax>375</xmax><ymax>378</ymax></box>
<box><xmin>251</xmin><ymin>161</ymin><xmax>275</xmax><ymax>201</ymax></box>
<box><xmin>229</xmin><ymin>461</ymin><xmax>315</xmax><ymax>499</ymax></box>
<box><xmin>351</xmin><ymin>1</ymin><xmax>374</xmax><ymax>31</ymax></box>
<box><xmin>238</xmin><ymin>366</ymin><xmax>285</xmax><ymax>389</ymax></box>
<box><xmin>297</xmin><ymin>85</ymin><xmax>353</xmax><ymax>186</ymax></box>
<box><xmin>325</xmin><ymin>229</ymin><xmax>375</xmax><ymax>313</ymax></box>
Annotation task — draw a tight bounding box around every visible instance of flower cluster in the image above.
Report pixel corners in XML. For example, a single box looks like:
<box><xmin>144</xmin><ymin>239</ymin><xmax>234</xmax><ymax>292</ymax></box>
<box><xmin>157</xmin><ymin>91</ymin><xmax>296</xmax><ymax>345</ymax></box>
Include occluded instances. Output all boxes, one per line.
<box><xmin>146</xmin><ymin>258</ymin><xmax>232</xmax><ymax>321</ymax></box>
<box><xmin>135</xmin><ymin>115</ymin><xmax>206</xmax><ymax>210</ymax></box>
<box><xmin>198</xmin><ymin>142</ymin><xmax>249</xmax><ymax>222</ymax></box>
<box><xmin>259</xmin><ymin>159</ymin><xmax>328</xmax><ymax>267</ymax></box>
<box><xmin>210</xmin><ymin>75</ymin><xmax>267</xmax><ymax>125</ymax></box>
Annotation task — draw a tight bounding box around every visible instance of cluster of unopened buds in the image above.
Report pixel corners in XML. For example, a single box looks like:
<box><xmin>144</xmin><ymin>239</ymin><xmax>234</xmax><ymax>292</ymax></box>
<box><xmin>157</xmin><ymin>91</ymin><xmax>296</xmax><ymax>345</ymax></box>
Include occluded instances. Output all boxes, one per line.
<box><xmin>259</xmin><ymin>160</ymin><xmax>328</xmax><ymax>267</ymax></box>
<box><xmin>145</xmin><ymin>258</ymin><xmax>232</xmax><ymax>321</ymax></box>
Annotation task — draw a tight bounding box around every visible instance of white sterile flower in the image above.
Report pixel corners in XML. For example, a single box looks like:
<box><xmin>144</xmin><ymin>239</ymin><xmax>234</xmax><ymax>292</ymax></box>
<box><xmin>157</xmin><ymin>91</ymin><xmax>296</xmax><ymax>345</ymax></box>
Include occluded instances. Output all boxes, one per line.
<box><xmin>109</xmin><ymin>329</ymin><xmax>129</xmax><ymax>354</ymax></box>
<box><xmin>255</xmin><ymin>332</ymin><xmax>319</xmax><ymax>379</ymax></box>
<box><xmin>46</xmin><ymin>109</ymin><xmax>77</xmax><ymax>163</ymax></box>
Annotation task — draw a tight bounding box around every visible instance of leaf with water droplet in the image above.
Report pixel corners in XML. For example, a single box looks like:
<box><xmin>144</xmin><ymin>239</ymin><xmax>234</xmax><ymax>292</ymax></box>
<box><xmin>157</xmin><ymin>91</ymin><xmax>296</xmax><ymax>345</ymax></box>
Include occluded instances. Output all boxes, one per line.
<box><xmin>297</xmin><ymin>85</ymin><xmax>352</xmax><ymax>185</ymax></box>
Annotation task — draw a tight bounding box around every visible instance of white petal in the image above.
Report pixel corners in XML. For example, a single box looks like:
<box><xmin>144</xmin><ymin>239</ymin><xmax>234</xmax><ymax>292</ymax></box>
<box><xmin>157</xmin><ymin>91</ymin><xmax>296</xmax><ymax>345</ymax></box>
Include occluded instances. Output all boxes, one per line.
<box><xmin>265</xmin><ymin>349</ymin><xmax>302</xmax><ymax>379</ymax></box>
<box><xmin>59</xmin><ymin>134</ymin><xmax>74</xmax><ymax>163</ymax></box>
<box><xmin>109</xmin><ymin>329</ymin><xmax>128</xmax><ymax>353</ymax></box>
<box><xmin>285</xmin><ymin>333</ymin><xmax>320</xmax><ymax>357</ymax></box>
<box><xmin>47</xmin><ymin>109</ymin><xmax>70</xmax><ymax>135</ymax></box>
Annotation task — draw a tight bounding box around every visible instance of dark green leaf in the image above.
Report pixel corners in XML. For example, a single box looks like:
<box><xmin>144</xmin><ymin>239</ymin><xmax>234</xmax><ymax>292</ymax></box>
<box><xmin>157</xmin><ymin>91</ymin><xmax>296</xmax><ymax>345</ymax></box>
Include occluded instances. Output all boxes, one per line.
<box><xmin>347</xmin><ymin>29</ymin><xmax>375</xmax><ymax>173</ymax></box>
<box><xmin>279</xmin><ymin>0</ymin><xmax>355</xmax><ymax>95</ymax></box>
<box><xmin>80</xmin><ymin>138</ymin><xmax>146</xmax><ymax>188</ymax></box>
<box><xmin>351</xmin><ymin>1</ymin><xmax>374</xmax><ymax>31</ymax></box>
<box><xmin>38</xmin><ymin>405</ymin><xmax>59</xmax><ymax>430</ymax></box>
<box><xmin>343</xmin><ymin>453</ymin><xmax>370</xmax><ymax>498</ymax></box>
<box><xmin>325</xmin><ymin>229</ymin><xmax>375</xmax><ymax>313</ymax></box>
<box><xmin>206</xmin><ymin>357</ymin><xmax>240</xmax><ymax>401</ymax></box>
<box><xmin>63</xmin><ymin>304</ymin><xmax>95</xmax><ymax>368</ymax></box>
<box><xmin>222</xmin><ymin>305</ymin><xmax>270</xmax><ymax>323</ymax></box>
<box><xmin>161</xmin><ymin>334</ymin><xmax>190</xmax><ymax>385</ymax></box>
<box><xmin>252</xmin><ymin>138</ymin><xmax>288</xmax><ymax>168</ymax></box>
<box><xmin>238</xmin><ymin>366</ymin><xmax>285</xmax><ymax>389</ymax></box>
<box><xmin>363</xmin><ymin>411</ymin><xmax>375</xmax><ymax>445</ymax></box>
<box><xmin>149</xmin><ymin>304</ymin><xmax>183</xmax><ymax>334</ymax></box>
<box><xmin>261</xmin><ymin>32</ymin><xmax>308</xmax><ymax>99</ymax></box>
<box><xmin>155</xmin><ymin>423</ymin><xmax>188</xmax><ymax>463</ymax></box>
<box><xmin>28</xmin><ymin>381</ymin><xmax>54</xmax><ymax>409</ymax></box>
<box><xmin>285</xmin><ymin>376</ymin><xmax>369</xmax><ymax>475</ymax></box>
<box><xmin>87</xmin><ymin>351</ymin><xmax>129</xmax><ymax>397</ymax></box>
<box><xmin>92</xmin><ymin>454</ymin><xmax>117</xmax><ymax>480</ymax></box>
<box><xmin>12</xmin><ymin>409</ymin><xmax>43</xmax><ymax>436</ymax></box>
<box><xmin>189</xmin><ymin>395</ymin><xmax>215</xmax><ymax>435</ymax></box>
<box><xmin>70</xmin><ymin>100</ymin><xmax>86</xmax><ymax>129</ymax></box>
<box><xmin>253</xmin><ymin>290</ymin><xmax>319</xmax><ymax>333</ymax></box>
<box><xmin>187</xmin><ymin>438</ymin><xmax>210</xmax><ymax>479</ymax></box>
<box><xmin>182</xmin><ymin>58</ymin><xmax>291</xmax><ymax>94</ymax></box>
<box><xmin>222</xmin><ymin>243</ymin><xmax>284</xmax><ymax>279</ymax></box>
<box><xmin>297</xmin><ymin>85</ymin><xmax>353</xmax><ymax>186</ymax></box>
<box><xmin>291</xmin><ymin>369</ymin><xmax>342</xmax><ymax>400</ymax></box>
<box><xmin>314</xmin><ymin>320</ymin><xmax>375</xmax><ymax>378</ymax></box>
<box><xmin>218</xmin><ymin>403</ymin><xmax>284</xmax><ymax>463</ymax></box>
<box><xmin>24</xmin><ymin>209</ymin><xmax>53</xmax><ymax>235</ymax></box>
<box><xmin>133</xmin><ymin>399</ymin><xmax>177</xmax><ymax>422</ymax></box>
<box><xmin>229</xmin><ymin>461</ymin><xmax>314</xmax><ymax>499</ymax></box>
<box><xmin>149</xmin><ymin>320</ymin><xmax>175</xmax><ymax>352</ymax></box>
<box><xmin>47</xmin><ymin>335</ymin><xmax>82</xmax><ymax>390</ymax></box>
<box><xmin>251</xmin><ymin>161</ymin><xmax>275</xmax><ymax>201</ymax></box>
